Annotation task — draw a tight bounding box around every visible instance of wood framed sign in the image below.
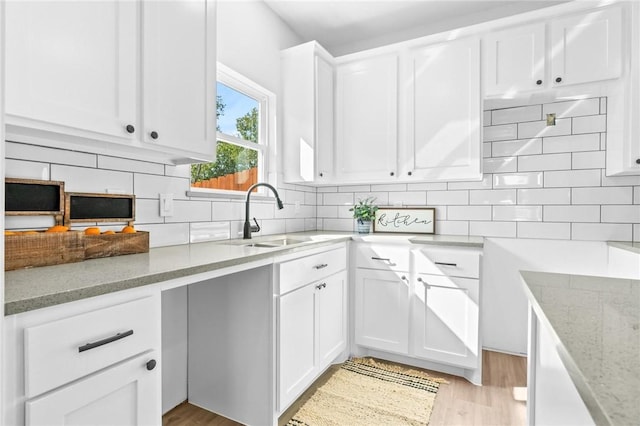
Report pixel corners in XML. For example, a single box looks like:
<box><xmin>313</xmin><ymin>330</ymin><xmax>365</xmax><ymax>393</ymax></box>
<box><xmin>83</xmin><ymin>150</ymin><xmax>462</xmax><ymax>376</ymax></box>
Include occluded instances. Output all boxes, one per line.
<box><xmin>373</xmin><ymin>207</ymin><xmax>435</xmax><ymax>234</ymax></box>
<box><xmin>64</xmin><ymin>192</ymin><xmax>136</xmax><ymax>224</ymax></box>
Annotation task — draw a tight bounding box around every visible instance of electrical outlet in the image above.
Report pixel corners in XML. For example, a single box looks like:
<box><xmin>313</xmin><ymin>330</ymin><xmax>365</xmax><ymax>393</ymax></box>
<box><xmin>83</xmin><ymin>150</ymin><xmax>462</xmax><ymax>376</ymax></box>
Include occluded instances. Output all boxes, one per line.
<box><xmin>159</xmin><ymin>193</ymin><xmax>174</xmax><ymax>217</ymax></box>
<box><xmin>294</xmin><ymin>201</ymin><xmax>301</xmax><ymax>213</ymax></box>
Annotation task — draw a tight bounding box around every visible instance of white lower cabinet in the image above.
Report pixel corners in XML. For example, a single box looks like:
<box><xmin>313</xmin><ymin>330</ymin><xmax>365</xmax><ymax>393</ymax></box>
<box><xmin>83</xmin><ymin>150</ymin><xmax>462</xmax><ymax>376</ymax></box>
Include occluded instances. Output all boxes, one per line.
<box><xmin>353</xmin><ymin>242</ymin><xmax>482</xmax><ymax>380</ymax></box>
<box><xmin>277</xmin><ymin>245</ymin><xmax>348</xmax><ymax>412</ymax></box>
<box><xmin>411</xmin><ymin>274</ymin><xmax>479</xmax><ymax>369</ymax></box>
<box><xmin>26</xmin><ymin>351</ymin><xmax>160</xmax><ymax>426</ymax></box>
<box><xmin>354</xmin><ymin>268</ymin><xmax>409</xmax><ymax>354</ymax></box>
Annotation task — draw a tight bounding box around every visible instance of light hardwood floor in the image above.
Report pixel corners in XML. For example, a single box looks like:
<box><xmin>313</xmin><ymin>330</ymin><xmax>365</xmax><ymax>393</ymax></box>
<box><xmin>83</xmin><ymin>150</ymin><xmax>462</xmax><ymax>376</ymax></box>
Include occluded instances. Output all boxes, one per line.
<box><xmin>162</xmin><ymin>350</ymin><xmax>527</xmax><ymax>426</ymax></box>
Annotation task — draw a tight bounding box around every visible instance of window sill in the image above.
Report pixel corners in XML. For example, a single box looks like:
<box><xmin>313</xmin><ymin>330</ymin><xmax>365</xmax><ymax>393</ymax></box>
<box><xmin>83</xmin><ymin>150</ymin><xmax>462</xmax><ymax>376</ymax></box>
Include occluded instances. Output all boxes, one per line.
<box><xmin>186</xmin><ymin>189</ymin><xmax>276</xmax><ymax>202</ymax></box>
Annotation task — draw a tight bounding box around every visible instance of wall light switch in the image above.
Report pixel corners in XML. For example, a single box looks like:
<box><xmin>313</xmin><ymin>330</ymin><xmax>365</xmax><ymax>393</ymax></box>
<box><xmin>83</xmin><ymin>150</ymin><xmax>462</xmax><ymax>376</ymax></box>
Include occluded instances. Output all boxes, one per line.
<box><xmin>294</xmin><ymin>201</ymin><xmax>301</xmax><ymax>213</ymax></box>
<box><xmin>160</xmin><ymin>193</ymin><xmax>174</xmax><ymax>217</ymax></box>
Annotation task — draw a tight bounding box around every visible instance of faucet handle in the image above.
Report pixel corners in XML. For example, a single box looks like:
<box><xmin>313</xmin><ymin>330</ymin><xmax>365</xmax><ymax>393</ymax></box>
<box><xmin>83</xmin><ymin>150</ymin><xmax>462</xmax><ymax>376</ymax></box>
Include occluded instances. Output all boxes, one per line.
<box><xmin>251</xmin><ymin>218</ymin><xmax>261</xmax><ymax>233</ymax></box>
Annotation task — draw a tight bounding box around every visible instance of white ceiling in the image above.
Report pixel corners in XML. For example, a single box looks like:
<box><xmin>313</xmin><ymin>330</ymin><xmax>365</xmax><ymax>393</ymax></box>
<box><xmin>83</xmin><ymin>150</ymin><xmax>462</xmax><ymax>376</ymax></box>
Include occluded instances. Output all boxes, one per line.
<box><xmin>263</xmin><ymin>0</ymin><xmax>568</xmax><ymax>56</ymax></box>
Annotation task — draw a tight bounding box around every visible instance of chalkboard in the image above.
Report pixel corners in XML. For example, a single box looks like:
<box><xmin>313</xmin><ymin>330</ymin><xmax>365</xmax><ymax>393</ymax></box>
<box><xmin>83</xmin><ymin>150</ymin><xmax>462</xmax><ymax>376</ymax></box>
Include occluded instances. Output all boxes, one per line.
<box><xmin>5</xmin><ymin>179</ymin><xmax>64</xmax><ymax>214</ymax></box>
<box><xmin>67</xmin><ymin>194</ymin><xmax>135</xmax><ymax>222</ymax></box>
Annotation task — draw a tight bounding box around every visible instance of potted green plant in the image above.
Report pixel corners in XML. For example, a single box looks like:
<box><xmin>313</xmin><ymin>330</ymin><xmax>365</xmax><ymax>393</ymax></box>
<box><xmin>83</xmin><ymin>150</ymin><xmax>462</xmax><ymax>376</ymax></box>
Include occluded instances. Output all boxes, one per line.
<box><xmin>349</xmin><ymin>197</ymin><xmax>379</xmax><ymax>234</ymax></box>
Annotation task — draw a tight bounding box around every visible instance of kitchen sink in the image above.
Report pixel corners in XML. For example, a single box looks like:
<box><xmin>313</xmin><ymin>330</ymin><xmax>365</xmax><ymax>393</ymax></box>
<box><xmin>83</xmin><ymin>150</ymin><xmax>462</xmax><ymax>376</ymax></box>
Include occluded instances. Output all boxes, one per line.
<box><xmin>242</xmin><ymin>238</ymin><xmax>308</xmax><ymax>248</ymax></box>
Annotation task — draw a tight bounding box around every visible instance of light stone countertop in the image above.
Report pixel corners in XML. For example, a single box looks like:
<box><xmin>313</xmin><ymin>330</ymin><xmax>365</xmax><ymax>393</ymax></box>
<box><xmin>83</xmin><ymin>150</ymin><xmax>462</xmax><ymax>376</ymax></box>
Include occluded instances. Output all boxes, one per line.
<box><xmin>521</xmin><ymin>270</ymin><xmax>640</xmax><ymax>426</ymax></box>
<box><xmin>607</xmin><ymin>241</ymin><xmax>640</xmax><ymax>255</ymax></box>
<box><xmin>5</xmin><ymin>232</ymin><xmax>481</xmax><ymax>315</ymax></box>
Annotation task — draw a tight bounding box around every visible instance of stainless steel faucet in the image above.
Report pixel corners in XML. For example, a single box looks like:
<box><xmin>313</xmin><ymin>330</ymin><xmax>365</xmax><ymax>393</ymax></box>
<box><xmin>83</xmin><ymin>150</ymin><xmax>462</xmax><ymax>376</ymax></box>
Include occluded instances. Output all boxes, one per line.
<box><xmin>243</xmin><ymin>182</ymin><xmax>284</xmax><ymax>239</ymax></box>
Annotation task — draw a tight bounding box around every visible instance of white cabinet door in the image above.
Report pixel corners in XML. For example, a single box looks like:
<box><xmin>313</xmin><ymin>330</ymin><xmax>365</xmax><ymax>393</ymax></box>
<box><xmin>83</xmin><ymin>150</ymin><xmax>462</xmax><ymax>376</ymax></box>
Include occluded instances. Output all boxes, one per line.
<box><xmin>412</xmin><ymin>274</ymin><xmax>479</xmax><ymax>368</ymax></box>
<box><xmin>484</xmin><ymin>23</ymin><xmax>545</xmax><ymax>95</ymax></box>
<box><xmin>26</xmin><ymin>351</ymin><xmax>160</xmax><ymax>426</ymax></box>
<box><xmin>5</xmin><ymin>1</ymin><xmax>137</xmax><ymax>140</ymax></box>
<box><xmin>403</xmin><ymin>37</ymin><xmax>481</xmax><ymax>181</ymax></box>
<box><xmin>142</xmin><ymin>0</ymin><xmax>216</xmax><ymax>160</ymax></box>
<box><xmin>317</xmin><ymin>271</ymin><xmax>347</xmax><ymax>369</ymax></box>
<box><xmin>354</xmin><ymin>268</ymin><xmax>409</xmax><ymax>354</ymax></box>
<box><xmin>550</xmin><ymin>7</ymin><xmax>622</xmax><ymax>87</ymax></box>
<box><xmin>281</xmin><ymin>42</ymin><xmax>334</xmax><ymax>183</ymax></box>
<box><xmin>335</xmin><ymin>54</ymin><xmax>398</xmax><ymax>182</ymax></box>
<box><xmin>278</xmin><ymin>283</ymin><xmax>316</xmax><ymax>409</ymax></box>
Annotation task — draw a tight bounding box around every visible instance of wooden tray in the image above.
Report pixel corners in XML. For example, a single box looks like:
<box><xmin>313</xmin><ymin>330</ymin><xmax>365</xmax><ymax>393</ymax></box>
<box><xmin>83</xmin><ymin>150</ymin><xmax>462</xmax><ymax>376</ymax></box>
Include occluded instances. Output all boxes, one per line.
<box><xmin>84</xmin><ymin>231</ymin><xmax>149</xmax><ymax>260</ymax></box>
<box><xmin>5</xmin><ymin>231</ymin><xmax>84</xmax><ymax>271</ymax></box>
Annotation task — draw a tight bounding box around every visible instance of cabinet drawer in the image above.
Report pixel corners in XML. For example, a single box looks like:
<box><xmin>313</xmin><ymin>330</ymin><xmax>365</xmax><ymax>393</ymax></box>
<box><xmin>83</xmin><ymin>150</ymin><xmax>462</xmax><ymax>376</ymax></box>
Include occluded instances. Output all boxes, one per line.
<box><xmin>355</xmin><ymin>244</ymin><xmax>410</xmax><ymax>271</ymax></box>
<box><xmin>277</xmin><ymin>246</ymin><xmax>347</xmax><ymax>294</ymax></box>
<box><xmin>24</xmin><ymin>295</ymin><xmax>159</xmax><ymax>398</ymax></box>
<box><xmin>414</xmin><ymin>246</ymin><xmax>481</xmax><ymax>279</ymax></box>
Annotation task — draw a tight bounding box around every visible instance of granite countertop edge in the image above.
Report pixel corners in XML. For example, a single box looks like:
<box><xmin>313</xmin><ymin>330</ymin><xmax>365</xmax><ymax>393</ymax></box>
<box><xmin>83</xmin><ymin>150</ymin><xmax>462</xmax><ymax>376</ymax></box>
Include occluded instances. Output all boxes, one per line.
<box><xmin>6</xmin><ymin>232</ymin><xmax>482</xmax><ymax>315</ymax></box>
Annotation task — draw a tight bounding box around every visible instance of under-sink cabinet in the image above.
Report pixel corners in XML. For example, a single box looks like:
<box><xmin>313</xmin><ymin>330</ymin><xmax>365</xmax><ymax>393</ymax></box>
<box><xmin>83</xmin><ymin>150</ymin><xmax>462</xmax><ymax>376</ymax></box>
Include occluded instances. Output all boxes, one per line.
<box><xmin>4</xmin><ymin>0</ymin><xmax>216</xmax><ymax>164</ymax></box>
<box><xmin>3</xmin><ymin>288</ymin><xmax>162</xmax><ymax>426</ymax></box>
<box><xmin>353</xmin><ymin>242</ymin><xmax>483</xmax><ymax>384</ymax></box>
<box><xmin>276</xmin><ymin>245</ymin><xmax>348</xmax><ymax>411</ymax></box>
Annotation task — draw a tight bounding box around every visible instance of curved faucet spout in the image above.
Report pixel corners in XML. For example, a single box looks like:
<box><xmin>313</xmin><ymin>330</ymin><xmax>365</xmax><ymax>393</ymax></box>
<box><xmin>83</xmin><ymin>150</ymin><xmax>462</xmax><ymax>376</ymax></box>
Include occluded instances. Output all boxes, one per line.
<box><xmin>243</xmin><ymin>182</ymin><xmax>284</xmax><ymax>239</ymax></box>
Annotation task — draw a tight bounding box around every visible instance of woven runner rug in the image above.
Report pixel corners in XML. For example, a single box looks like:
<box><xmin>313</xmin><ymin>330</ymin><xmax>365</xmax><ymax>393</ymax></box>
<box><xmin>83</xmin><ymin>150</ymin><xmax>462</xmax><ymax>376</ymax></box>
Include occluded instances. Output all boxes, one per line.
<box><xmin>286</xmin><ymin>358</ymin><xmax>443</xmax><ymax>426</ymax></box>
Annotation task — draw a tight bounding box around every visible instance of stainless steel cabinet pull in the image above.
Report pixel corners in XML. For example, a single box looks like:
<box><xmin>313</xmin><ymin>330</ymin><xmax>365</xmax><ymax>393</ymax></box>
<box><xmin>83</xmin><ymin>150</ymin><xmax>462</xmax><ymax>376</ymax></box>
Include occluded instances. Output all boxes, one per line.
<box><xmin>79</xmin><ymin>329</ymin><xmax>134</xmax><ymax>353</ymax></box>
<box><xmin>314</xmin><ymin>263</ymin><xmax>328</xmax><ymax>269</ymax></box>
<box><xmin>435</xmin><ymin>262</ymin><xmax>457</xmax><ymax>267</ymax></box>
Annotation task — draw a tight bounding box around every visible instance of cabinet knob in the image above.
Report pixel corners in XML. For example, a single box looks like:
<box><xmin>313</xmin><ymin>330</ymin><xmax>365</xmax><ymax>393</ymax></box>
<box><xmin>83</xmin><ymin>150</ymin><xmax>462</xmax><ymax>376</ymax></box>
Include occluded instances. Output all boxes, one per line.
<box><xmin>125</xmin><ymin>124</ymin><xmax>135</xmax><ymax>134</ymax></box>
<box><xmin>636</xmin><ymin>158</ymin><xmax>640</xmax><ymax>165</ymax></box>
<box><xmin>536</xmin><ymin>80</ymin><xmax>542</xmax><ymax>85</ymax></box>
<box><xmin>390</xmin><ymin>172</ymin><xmax>395</xmax><ymax>176</ymax></box>
<box><xmin>146</xmin><ymin>359</ymin><xmax>157</xmax><ymax>371</ymax></box>
<box><xmin>555</xmin><ymin>77</ymin><xmax>562</xmax><ymax>83</ymax></box>
<box><xmin>319</xmin><ymin>172</ymin><xmax>324</xmax><ymax>177</ymax></box>
<box><xmin>150</xmin><ymin>131</ymin><xmax>159</xmax><ymax>140</ymax></box>
<box><xmin>408</xmin><ymin>171</ymin><xmax>412</xmax><ymax>176</ymax></box>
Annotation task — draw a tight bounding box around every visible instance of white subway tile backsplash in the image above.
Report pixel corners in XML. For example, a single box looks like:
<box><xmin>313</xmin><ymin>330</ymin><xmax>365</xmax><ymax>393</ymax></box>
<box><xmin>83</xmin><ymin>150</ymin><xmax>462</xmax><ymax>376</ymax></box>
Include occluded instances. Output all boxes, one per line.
<box><xmin>493</xmin><ymin>205</ymin><xmax>542</xmax><ymax>221</ymax></box>
<box><xmin>135</xmin><ymin>199</ymin><xmax>163</xmax><ymax>224</ymax></box>
<box><xmin>285</xmin><ymin>218</ymin><xmax>306</xmax><ymax>233</ymax></box>
<box><xmin>6</xmin><ymin>142</ymin><xmax>97</xmax><ymax>167</ymax></box>
<box><xmin>572</xmin><ymin>187</ymin><xmax>632</xmax><ymax>205</ymax></box>
<box><xmin>492</xmin><ymin>105</ymin><xmax>541</xmax><ymax>125</ymax></box>
<box><xmin>493</xmin><ymin>172</ymin><xmax>543</xmax><ymax>189</ymax></box>
<box><xmin>483</xmin><ymin>110</ymin><xmax>491</xmax><ymax>126</ymax></box>
<box><xmin>600</xmin><ymin>98</ymin><xmax>607</xmax><ymax>114</ymax></box>
<box><xmin>304</xmin><ymin>192</ymin><xmax>317</xmax><ymax>205</ymax></box>
<box><xmin>52</xmin><ymin>165</ymin><xmax>133</xmax><ymax>194</ymax></box>
<box><xmin>98</xmin><ymin>156</ymin><xmax>164</xmax><ymax>175</ymax></box>
<box><xmin>190</xmin><ymin>222</ymin><xmax>231</xmax><ymax>243</ymax></box>
<box><xmin>635</xmin><ymin>186</ymin><xmax>640</xmax><ymax>204</ymax></box>
<box><xmin>469</xmin><ymin>189</ymin><xmax>516</xmax><ymax>205</ymax></box>
<box><xmin>436</xmin><ymin>220</ymin><xmax>469</xmax><ymax>236</ymax></box>
<box><xmin>447</xmin><ymin>175</ymin><xmax>492</xmax><ymax>190</ymax></box>
<box><xmin>634</xmin><ymin>224</ymin><xmax>640</xmax><ymax>242</ymax></box>
<box><xmin>492</xmin><ymin>138</ymin><xmax>542</xmax><ymax>157</ymax></box>
<box><xmin>317</xmin><ymin>205</ymin><xmax>338</xmax><ymax>218</ymax></box>
<box><xmin>138</xmin><ymin>223</ymin><xmax>190</xmax><ymax>247</ymax></box>
<box><xmin>572</xmin><ymin>115</ymin><xmax>606</xmax><ymax>134</ymax></box>
<box><xmin>518</xmin><ymin>118</ymin><xmax>571</xmax><ymax>139</ymax></box>
<box><xmin>321</xmin><ymin>192</ymin><xmax>354</xmax><ymax>205</ymax></box>
<box><xmin>355</xmin><ymin>192</ymin><xmax>390</xmax><ymax>205</ymax></box>
<box><xmin>517</xmin><ymin>222</ymin><xmax>571</xmax><ymax>240</ymax></box>
<box><xmin>600</xmin><ymin>171</ymin><xmax>640</xmax><ymax>187</ymax></box>
<box><xmin>544</xmin><ymin>205</ymin><xmax>600</xmax><ymax>222</ymax></box>
<box><xmin>601</xmin><ymin>205</ymin><xmax>640</xmax><ymax>223</ymax></box>
<box><xmin>388</xmin><ymin>191</ymin><xmax>427</xmax><ymax>206</ymax></box>
<box><xmin>262</xmin><ymin>219</ymin><xmax>287</xmax><ymax>235</ymax></box>
<box><xmin>408</xmin><ymin>182</ymin><xmax>447</xmax><ymax>191</ymax></box>
<box><xmin>469</xmin><ymin>221</ymin><xmax>516</xmax><ymax>238</ymax></box>
<box><xmin>6</xmin><ymin>159</ymin><xmax>49</xmax><ymax>180</ymax></box>
<box><xmin>427</xmin><ymin>190</ymin><xmax>468</xmax><ymax>205</ymax></box>
<box><xmin>483</xmin><ymin>124</ymin><xmax>518</xmax><ymax>142</ymax></box>
<box><xmin>212</xmin><ymin>201</ymin><xmax>243</xmax><ymax>221</ymax></box>
<box><xmin>337</xmin><ymin>205</ymin><xmax>353</xmax><ymax>219</ymax></box>
<box><xmin>571</xmin><ymin>223</ymin><xmax>632</xmax><ymax>242</ymax></box>
<box><xmin>371</xmin><ymin>183</ymin><xmax>407</xmax><ymax>192</ymax></box>
<box><xmin>448</xmin><ymin>206</ymin><xmax>492</xmax><ymax>221</ymax></box>
<box><xmin>544</xmin><ymin>169</ymin><xmax>600</xmax><ymax>188</ymax></box>
<box><xmin>5</xmin><ymin>216</ymin><xmax>55</xmax><ymax>230</ymax></box>
<box><xmin>571</xmin><ymin>151</ymin><xmax>605</xmax><ymax>170</ymax></box>
<box><xmin>483</xmin><ymin>157</ymin><xmax>517</xmax><ymax>173</ymax></box>
<box><xmin>483</xmin><ymin>142</ymin><xmax>492</xmax><ymax>158</ymax></box>
<box><xmin>339</xmin><ymin>185</ymin><xmax>370</xmax><ymax>192</ymax></box>
<box><xmin>317</xmin><ymin>186</ymin><xmax>339</xmax><ymax>193</ymax></box>
<box><xmin>518</xmin><ymin>153</ymin><xmax>571</xmax><ymax>172</ymax></box>
<box><xmin>166</xmin><ymin>200</ymin><xmax>212</xmax><ymax>223</ymax></box>
<box><xmin>134</xmin><ymin>173</ymin><xmax>189</xmax><ymax>200</ymax></box>
<box><xmin>543</xmin><ymin>133</ymin><xmax>600</xmax><ymax>153</ymax></box>
<box><xmin>543</xmin><ymin>98</ymin><xmax>600</xmax><ymax>118</ymax></box>
<box><xmin>322</xmin><ymin>218</ymin><xmax>354</xmax><ymax>232</ymax></box>
<box><xmin>518</xmin><ymin>188</ymin><xmax>571</xmax><ymax>205</ymax></box>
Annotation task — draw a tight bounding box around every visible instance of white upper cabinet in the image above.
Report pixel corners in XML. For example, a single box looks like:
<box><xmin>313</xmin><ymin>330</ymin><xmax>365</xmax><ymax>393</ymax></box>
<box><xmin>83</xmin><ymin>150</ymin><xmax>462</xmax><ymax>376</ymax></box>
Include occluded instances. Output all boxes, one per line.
<box><xmin>142</xmin><ymin>0</ymin><xmax>216</xmax><ymax>160</ymax></box>
<box><xmin>484</xmin><ymin>6</ymin><xmax>622</xmax><ymax>96</ymax></box>
<box><xmin>550</xmin><ymin>7</ymin><xmax>622</xmax><ymax>87</ymax></box>
<box><xmin>281</xmin><ymin>42</ymin><xmax>334</xmax><ymax>183</ymax></box>
<box><xmin>484</xmin><ymin>23</ymin><xmax>545</xmax><ymax>95</ymax></box>
<box><xmin>5</xmin><ymin>0</ymin><xmax>216</xmax><ymax>164</ymax></box>
<box><xmin>403</xmin><ymin>37</ymin><xmax>482</xmax><ymax>181</ymax></box>
<box><xmin>335</xmin><ymin>54</ymin><xmax>398</xmax><ymax>182</ymax></box>
<box><xmin>5</xmin><ymin>1</ymin><xmax>137</xmax><ymax>140</ymax></box>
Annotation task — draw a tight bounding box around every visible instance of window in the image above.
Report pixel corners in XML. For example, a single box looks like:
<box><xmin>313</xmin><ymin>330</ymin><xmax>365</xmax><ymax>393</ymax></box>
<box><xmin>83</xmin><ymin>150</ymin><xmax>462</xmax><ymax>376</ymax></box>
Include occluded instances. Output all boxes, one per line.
<box><xmin>191</xmin><ymin>64</ymin><xmax>273</xmax><ymax>194</ymax></box>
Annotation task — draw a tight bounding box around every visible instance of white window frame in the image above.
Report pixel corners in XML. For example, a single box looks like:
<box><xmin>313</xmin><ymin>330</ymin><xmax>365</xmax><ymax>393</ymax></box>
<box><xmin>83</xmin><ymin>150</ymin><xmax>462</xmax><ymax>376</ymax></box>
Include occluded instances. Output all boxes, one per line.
<box><xmin>189</xmin><ymin>63</ymin><xmax>276</xmax><ymax>198</ymax></box>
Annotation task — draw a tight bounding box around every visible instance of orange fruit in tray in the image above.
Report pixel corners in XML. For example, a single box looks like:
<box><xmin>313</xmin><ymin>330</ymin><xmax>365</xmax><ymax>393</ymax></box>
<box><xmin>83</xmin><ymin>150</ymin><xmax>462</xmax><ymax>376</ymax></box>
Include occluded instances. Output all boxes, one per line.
<box><xmin>4</xmin><ymin>231</ymin><xmax>17</xmax><ymax>236</ymax></box>
<box><xmin>23</xmin><ymin>231</ymin><xmax>39</xmax><ymax>235</ymax></box>
<box><xmin>121</xmin><ymin>225</ymin><xmax>136</xmax><ymax>234</ymax></box>
<box><xmin>45</xmin><ymin>225</ymin><xmax>69</xmax><ymax>233</ymax></box>
<box><xmin>84</xmin><ymin>227</ymin><xmax>101</xmax><ymax>235</ymax></box>
<box><xmin>102</xmin><ymin>230</ymin><xmax>116</xmax><ymax>235</ymax></box>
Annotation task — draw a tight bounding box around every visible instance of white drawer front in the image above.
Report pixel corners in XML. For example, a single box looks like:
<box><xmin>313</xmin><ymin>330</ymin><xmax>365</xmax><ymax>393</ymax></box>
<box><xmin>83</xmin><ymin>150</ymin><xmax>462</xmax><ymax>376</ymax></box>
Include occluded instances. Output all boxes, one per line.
<box><xmin>25</xmin><ymin>295</ymin><xmax>160</xmax><ymax>398</ymax></box>
<box><xmin>278</xmin><ymin>246</ymin><xmax>347</xmax><ymax>294</ymax></box>
<box><xmin>355</xmin><ymin>244</ymin><xmax>410</xmax><ymax>272</ymax></box>
<box><xmin>414</xmin><ymin>246</ymin><xmax>481</xmax><ymax>279</ymax></box>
